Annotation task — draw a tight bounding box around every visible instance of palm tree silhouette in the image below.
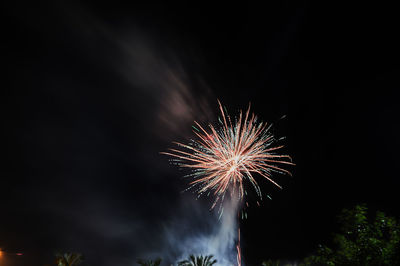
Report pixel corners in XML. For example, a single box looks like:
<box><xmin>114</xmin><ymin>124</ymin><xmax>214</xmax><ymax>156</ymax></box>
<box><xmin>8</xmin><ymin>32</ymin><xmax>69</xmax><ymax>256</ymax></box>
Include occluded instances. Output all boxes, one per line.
<box><xmin>137</xmin><ymin>258</ymin><xmax>162</xmax><ymax>266</ymax></box>
<box><xmin>55</xmin><ymin>252</ymin><xmax>83</xmax><ymax>266</ymax></box>
<box><xmin>178</xmin><ymin>255</ymin><xmax>217</xmax><ymax>266</ymax></box>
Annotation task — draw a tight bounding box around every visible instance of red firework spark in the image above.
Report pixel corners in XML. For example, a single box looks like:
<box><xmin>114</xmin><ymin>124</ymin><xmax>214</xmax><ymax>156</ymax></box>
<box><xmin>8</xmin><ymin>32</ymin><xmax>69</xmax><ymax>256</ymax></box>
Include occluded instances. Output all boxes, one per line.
<box><xmin>162</xmin><ymin>101</ymin><xmax>294</xmax><ymax>208</ymax></box>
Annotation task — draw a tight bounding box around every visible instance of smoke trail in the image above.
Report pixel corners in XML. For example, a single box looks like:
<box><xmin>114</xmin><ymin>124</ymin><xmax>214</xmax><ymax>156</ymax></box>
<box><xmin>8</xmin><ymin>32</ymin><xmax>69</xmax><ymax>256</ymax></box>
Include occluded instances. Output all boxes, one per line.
<box><xmin>160</xmin><ymin>197</ymin><xmax>241</xmax><ymax>266</ymax></box>
<box><xmin>21</xmin><ymin>4</ymin><xmax>242</xmax><ymax>265</ymax></box>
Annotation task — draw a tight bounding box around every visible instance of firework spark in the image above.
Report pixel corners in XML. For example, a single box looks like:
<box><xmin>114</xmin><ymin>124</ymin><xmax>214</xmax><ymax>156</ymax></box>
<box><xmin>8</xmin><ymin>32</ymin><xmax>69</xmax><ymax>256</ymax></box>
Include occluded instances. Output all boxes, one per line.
<box><xmin>162</xmin><ymin>100</ymin><xmax>294</xmax><ymax>208</ymax></box>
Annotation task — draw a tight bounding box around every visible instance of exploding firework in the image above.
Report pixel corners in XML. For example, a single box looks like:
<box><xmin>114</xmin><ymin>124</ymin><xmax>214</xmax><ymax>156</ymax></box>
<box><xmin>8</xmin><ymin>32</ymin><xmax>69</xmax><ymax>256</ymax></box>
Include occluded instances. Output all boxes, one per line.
<box><xmin>162</xmin><ymin>101</ymin><xmax>293</xmax><ymax>266</ymax></box>
<box><xmin>162</xmin><ymin>101</ymin><xmax>294</xmax><ymax>209</ymax></box>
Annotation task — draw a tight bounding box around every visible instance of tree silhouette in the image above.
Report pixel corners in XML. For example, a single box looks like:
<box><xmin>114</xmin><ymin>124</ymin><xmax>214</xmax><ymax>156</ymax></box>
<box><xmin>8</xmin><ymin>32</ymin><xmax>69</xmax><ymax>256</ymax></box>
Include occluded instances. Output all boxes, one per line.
<box><xmin>178</xmin><ymin>255</ymin><xmax>217</xmax><ymax>266</ymax></box>
<box><xmin>301</xmin><ymin>205</ymin><xmax>400</xmax><ymax>265</ymax></box>
<box><xmin>55</xmin><ymin>252</ymin><xmax>84</xmax><ymax>266</ymax></box>
<box><xmin>137</xmin><ymin>258</ymin><xmax>162</xmax><ymax>266</ymax></box>
<box><xmin>262</xmin><ymin>259</ymin><xmax>281</xmax><ymax>266</ymax></box>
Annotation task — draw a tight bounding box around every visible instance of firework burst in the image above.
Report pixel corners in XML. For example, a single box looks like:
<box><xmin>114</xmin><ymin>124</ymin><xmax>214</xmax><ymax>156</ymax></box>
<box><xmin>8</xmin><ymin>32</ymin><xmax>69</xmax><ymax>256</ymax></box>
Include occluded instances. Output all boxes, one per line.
<box><xmin>162</xmin><ymin>101</ymin><xmax>294</xmax><ymax>209</ymax></box>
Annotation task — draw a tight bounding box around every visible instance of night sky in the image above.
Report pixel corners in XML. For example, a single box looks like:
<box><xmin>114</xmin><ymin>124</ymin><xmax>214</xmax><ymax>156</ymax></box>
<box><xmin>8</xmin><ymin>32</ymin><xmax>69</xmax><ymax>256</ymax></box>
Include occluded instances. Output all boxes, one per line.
<box><xmin>3</xmin><ymin>2</ymin><xmax>400</xmax><ymax>266</ymax></box>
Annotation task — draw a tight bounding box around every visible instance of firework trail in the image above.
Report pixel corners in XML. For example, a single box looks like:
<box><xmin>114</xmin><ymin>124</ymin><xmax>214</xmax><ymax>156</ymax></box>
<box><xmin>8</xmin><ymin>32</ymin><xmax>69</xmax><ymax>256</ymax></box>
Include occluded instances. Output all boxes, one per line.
<box><xmin>162</xmin><ymin>100</ymin><xmax>293</xmax><ymax>265</ymax></box>
<box><xmin>236</xmin><ymin>228</ymin><xmax>241</xmax><ymax>266</ymax></box>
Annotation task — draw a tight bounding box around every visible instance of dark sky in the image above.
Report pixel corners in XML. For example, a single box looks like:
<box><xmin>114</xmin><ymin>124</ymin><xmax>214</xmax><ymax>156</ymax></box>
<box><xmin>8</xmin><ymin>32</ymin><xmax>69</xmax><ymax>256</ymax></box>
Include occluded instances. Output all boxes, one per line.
<box><xmin>3</xmin><ymin>1</ymin><xmax>400</xmax><ymax>266</ymax></box>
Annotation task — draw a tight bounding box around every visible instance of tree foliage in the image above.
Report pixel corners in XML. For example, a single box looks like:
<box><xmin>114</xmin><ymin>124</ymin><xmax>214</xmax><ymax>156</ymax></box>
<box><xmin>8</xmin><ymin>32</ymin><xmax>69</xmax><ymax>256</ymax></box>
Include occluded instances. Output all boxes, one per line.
<box><xmin>55</xmin><ymin>252</ymin><xmax>84</xmax><ymax>266</ymax></box>
<box><xmin>301</xmin><ymin>205</ymin><xmax>400</xmax><ymax>266</ymax></box>
<box><xmin>262</xmin><ymin>259</ymin><xmax>281</xmax><ymax>266</ymax></box>
<box><xmin>137</xmin><ymin>258</ymin><xmax>162</xmax><ymax>266</ymax></box>
<box><xmin>178</xmin><ymin>255</ymin><xmax>217</xmax><ymax>266</ymax></box>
